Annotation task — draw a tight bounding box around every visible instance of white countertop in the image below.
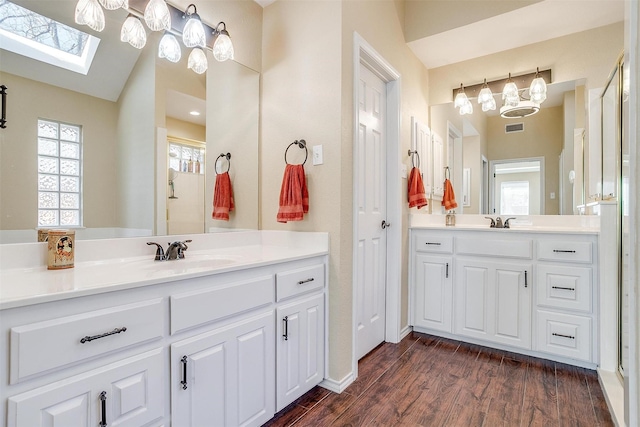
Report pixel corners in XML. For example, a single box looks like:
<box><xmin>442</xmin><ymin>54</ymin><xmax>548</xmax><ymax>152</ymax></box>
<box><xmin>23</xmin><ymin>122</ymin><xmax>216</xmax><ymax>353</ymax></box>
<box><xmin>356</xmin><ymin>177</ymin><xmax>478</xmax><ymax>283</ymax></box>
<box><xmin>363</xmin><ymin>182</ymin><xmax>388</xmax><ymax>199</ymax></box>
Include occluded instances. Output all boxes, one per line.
<box><xmin>0</xmin><ymin>231</ymin><xmax>329</xmax><ymax>310</ymax></box>
<box><xmin>409</xmin><ymin>213</ymin><xmax>600</xmax><ymax>235</ymax></box>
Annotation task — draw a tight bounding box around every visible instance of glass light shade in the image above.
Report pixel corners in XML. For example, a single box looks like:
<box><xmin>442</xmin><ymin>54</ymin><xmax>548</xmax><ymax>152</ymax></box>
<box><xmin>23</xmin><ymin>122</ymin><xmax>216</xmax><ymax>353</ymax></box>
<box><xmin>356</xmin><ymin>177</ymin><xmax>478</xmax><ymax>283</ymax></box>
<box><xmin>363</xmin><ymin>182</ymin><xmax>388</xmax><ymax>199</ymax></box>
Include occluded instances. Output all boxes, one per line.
<box><xmin>529</xmin><ymin>77</ymin><xmax>547</xmax><ymax>104</ymax></box>
<box><xmin>98</xmin><ymin>0</ymin><xmax>125</xmax><ymax>10</ymax></box>
<box><xmin>188</xmin><ymin>47</ymin><xmax>208</xmax><ymax>74</ymax></box>
<box><xmin>159</xmin><ymin>33</ymin><xmax>181</xmax><ymax>62</ymax></box>
<box><xmin>213</xmin><ymin>33</ymin><xmax>234</xmax><ymax>62</ymax></box>
<box><xmin>481</xmin><ymin>97</ymin><xmax>497</xmax><ymax>112</ymax></box>
<box><xmin>477</xmin><ymin>86</ymin><xmax>494</xmax><ymax>104</ymax></box>
<box><xmin>144</xmin><ymin>0</ymin><xmax>171</xmax><ymax>31</ymax></box>
<box><xmin>502</xmin><ymin>81</ymin><xmax>519</xmax><ymax>100</ymax></box>
<box><xmin>121</xmin><ymin>15</ymin><xmax>147</xmax><ymax>49</ymax></box>
<box><xmin>504</xmin><ymin>93</ymin><xmax>520</xmax><ymax>107</ymax></box>
<box><xmin>454</xmin><ymin>91</ymin><xmax>468</xmax><ymax>109</ymax></box>
<box><xmin>75</xmin><ymin>0</ymin><xmax>105</xmax><ymax>32</ymax></box>
<box><xmin>182</xmin><ymin>15</ymin><xmax>206</xmax><ymax>48</ymax></box>
<box><xmin>460</xmin><ymin>99</ymin><xmax>473</xmax><ymax>115</ymax></box>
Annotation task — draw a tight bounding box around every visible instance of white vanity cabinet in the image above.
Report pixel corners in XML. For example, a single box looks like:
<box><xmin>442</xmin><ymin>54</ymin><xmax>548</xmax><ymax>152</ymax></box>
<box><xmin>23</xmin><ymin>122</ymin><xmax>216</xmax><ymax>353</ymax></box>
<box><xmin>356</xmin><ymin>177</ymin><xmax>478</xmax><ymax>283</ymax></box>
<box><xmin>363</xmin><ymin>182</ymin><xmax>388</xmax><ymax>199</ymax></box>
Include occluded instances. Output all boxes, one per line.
<box><xmin>0</xmin><ymin>246</ymin><xmax>328</xmax><ymax>427</ymax></box>
<box><xmin>275</xmin><ymin>264</ymin><xmax>326</xmax><ymax>412</ymax></box>
<box><xmin>171</xmin><ymin>310</ymin><xmax>275</xmax><ymax>427</ymax></box>
<box><xmin>409</xmin><ymin>227</ymin><xmax>598</xmax><ymax>367</ymax></box>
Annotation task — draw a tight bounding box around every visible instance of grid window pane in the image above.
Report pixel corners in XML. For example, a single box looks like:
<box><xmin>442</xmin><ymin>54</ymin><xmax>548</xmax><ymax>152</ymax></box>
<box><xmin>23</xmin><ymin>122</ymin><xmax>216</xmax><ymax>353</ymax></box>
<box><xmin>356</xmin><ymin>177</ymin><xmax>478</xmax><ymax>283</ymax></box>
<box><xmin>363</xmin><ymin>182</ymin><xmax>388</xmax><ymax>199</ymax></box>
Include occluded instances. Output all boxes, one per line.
<box><xmin>169</xmin><ymin>144</ymin><xmax>180</xmax><ymax>158</ymax></box>
<box><xmin>60</xmin><ymin>124</ymin><xmax>80</xmax><ymax>142</ymax></box>
<box><xmin>39</xmin><ymin>174</ymin><xmax>59</xmax><ymax>191</ymax></box>
<box><xmin>169</xmin><ymin>158</ymin><xmax>180</xmax><ymax>170</ymax></box>
<box><xmin>37</xmin><ymin>119</ymin><xmax>82</xmax><ymax>228</ymax></box>
<box><xmin>60</xmin><ymin>142</ymin><xmax>80</xmax><ymax>159</ymax></box>
<box><xmin>60</xmin><ymin>210</ymin><xmax>80</xmax><ymax>226</ymax></box>
<box><xmin>38</xmin><ymin>210</ymin><xmax>59</xmax><ymax>226</ymax></box>
<box><xmin>38</xmin><ymin>138</ymin><xmax>58</xmax><ymax>156</ymax></box>
<box><xmin>39</xmin><ymin>192</ymin><xmax>59</xmax><ymax>208</ymax></box>
<box><xmin>181</xmin><ymin>146</ymin><xmax>192</xmax><ymax>159</ymax></box>
<box><xmin>38</xmin><ymin>120</ymin><xmax>58</xmax><ymax>138</ymax></box>
<box><xmin>60</xmin><ymin>159</ymin><xmax>79</xmax><ymax>176</ymax></box>
<box><xmin>60</xmin><ymin>176</ymin><xmax>79</xmax><ymax>192</ymax></box>
<box><xmin>38</xmin><ymin>157</ymin><xmax>58</xmax><ymax>174</ymax></box>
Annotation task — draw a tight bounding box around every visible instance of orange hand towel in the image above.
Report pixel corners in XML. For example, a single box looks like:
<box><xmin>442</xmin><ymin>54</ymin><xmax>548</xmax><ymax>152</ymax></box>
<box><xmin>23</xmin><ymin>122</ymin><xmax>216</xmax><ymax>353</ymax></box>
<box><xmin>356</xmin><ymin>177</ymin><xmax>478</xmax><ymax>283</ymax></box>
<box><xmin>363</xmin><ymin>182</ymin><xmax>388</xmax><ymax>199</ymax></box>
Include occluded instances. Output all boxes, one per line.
<box><xmin>212</xmin><ymin>171</ymin><xmax>234</xmax><ymax>221</ymax></box>
<box><xmin>277</xmin><ymin>164</ymin><xmax>309</xmax><ymax>223</ymax></box>
<box><xmin>442</xmin><ymin>178</ymin><xmax>458</xmax><ymax>211</ymax></box>
<box><xmin>408</xmin><ymin>167</ymin><xmax>428</xmax><ymax>209</ymax></box>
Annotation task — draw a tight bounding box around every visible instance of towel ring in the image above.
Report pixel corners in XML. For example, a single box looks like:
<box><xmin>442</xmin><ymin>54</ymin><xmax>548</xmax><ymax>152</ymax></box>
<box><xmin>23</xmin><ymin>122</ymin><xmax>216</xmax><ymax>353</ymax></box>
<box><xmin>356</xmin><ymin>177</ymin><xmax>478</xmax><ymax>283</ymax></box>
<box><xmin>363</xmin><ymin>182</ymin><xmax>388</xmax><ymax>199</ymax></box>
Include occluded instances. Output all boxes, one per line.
<box><xmin>284</xmin><ymin>140</ymin><xmax>308</xmax><ymax>165</ymax></box>
<box><xmin>444</xmin><ymin>166</ymin><xmax>450</xmax><ymax>180</ymax></box>
<box><xmin>215</xmin><ymin>153</ymin><xmax>231</xmax><ymax>174</ymax></box>
<box><xmin>407</xmin><ymin>149</ymin><xmax>421</xmax><ymax>169</ymax></box>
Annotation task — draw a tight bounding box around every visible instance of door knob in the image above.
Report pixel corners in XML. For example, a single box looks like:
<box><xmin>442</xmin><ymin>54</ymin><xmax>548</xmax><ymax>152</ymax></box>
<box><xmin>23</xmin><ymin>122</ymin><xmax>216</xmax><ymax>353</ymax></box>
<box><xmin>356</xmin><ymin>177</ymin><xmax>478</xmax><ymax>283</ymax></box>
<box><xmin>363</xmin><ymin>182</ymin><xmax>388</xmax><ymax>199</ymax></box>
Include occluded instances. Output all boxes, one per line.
<box><xmin>381</xmin><ymin>220</ymin><xmax>390</xmax><ymax>229</ymax></box>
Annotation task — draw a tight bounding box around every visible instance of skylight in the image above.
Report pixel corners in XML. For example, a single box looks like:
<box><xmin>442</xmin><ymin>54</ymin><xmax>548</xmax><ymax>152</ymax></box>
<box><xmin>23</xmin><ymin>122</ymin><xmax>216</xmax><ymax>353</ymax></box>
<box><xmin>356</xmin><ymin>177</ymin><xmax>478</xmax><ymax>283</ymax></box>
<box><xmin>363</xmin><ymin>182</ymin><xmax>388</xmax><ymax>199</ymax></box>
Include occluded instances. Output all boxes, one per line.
<box><xmin>0</xmin><ymin>1</ymin><xmax>100</xmax><ymax>75</ymax></box>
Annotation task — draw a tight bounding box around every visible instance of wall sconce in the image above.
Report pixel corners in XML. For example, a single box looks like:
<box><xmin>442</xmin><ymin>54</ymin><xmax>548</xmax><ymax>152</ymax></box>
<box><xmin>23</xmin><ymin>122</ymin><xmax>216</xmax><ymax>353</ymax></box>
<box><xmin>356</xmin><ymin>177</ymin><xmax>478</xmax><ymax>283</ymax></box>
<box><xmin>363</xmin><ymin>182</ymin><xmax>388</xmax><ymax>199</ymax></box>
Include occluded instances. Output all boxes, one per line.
<box><xmin>73</xmin><ymin>0</ymin><xmax>235</xmax><ymax>73</ymax></box>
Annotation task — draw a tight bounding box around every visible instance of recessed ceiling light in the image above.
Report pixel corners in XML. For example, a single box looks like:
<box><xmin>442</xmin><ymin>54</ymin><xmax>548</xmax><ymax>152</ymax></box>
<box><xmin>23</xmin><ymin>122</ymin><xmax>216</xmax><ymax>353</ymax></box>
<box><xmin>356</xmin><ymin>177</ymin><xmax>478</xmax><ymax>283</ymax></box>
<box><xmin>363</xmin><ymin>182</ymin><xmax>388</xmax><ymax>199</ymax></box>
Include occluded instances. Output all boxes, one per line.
<box><xmin>189</xmin><ymin>111</ymin><xmax>201</xmax><ymax>116</ymax></box>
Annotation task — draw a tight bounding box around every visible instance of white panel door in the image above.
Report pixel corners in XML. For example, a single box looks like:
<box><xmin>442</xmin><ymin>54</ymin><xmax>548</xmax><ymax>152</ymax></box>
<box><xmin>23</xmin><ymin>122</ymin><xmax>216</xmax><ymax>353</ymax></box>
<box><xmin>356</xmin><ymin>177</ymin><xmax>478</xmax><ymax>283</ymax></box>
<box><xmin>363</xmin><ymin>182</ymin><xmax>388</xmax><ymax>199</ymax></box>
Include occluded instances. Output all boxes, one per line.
<box><xmin>455</xmin><ymin>261</ymin><xmax>490</xmax><ymax>339</ymax></box>
<box><xmin>432</xmin><ymin>132</ymin><xmax>445</xmax><ymax>199</ymax></box>
<box><xmin>276</xmin><ymin>293</ymin><xmax>325</xmax><ymax>411</ymax></box>
<box><xmin>8</xmin><ymin>349</ymin><xmax>164</xmax><ymax>427</ymax></box>
<box><xmin>171</xmin><ymin>311</ymin><xmax>274</xmax><ymax>427</ymax></box>
<box><xmin>413</xmin><ymin>119</ymin><xmax>432</xmax><ymax>196</ymax></box>
<box><xmin>356</xmin><ymin>65</ymin><xmax>388</xmax><ymax>359</ymax></box>
<box><xmin>412</xmin><ymin>254</ymin><xmax>452</xmax><ymax>333</ymax></box>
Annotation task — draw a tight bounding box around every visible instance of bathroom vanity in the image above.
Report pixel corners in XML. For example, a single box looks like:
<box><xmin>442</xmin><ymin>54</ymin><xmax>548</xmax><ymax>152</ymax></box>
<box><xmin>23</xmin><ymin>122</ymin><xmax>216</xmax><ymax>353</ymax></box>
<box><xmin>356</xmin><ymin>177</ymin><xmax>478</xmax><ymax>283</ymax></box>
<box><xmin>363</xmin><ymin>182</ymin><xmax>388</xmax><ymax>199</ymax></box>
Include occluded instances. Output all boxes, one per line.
<box><xmin>0</xmin><ymin>231</ymin><xmax>328</xmax><ymax>427</ymax></box>
<box><xmin>409</xmin><ymin>215</ymin><xmax>600</xmax><ymax>368</ymax></box>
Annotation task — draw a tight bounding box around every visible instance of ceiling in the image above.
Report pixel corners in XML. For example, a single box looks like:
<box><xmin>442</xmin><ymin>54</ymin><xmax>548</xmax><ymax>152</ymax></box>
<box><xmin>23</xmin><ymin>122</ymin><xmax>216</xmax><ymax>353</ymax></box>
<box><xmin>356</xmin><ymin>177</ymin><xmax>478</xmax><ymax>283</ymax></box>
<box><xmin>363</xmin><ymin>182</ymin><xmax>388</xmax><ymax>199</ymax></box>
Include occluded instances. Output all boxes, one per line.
<box><xmin>407</xmin><ymin>0</ymin><xmax>625</xmax><ymax>70</ymax></box>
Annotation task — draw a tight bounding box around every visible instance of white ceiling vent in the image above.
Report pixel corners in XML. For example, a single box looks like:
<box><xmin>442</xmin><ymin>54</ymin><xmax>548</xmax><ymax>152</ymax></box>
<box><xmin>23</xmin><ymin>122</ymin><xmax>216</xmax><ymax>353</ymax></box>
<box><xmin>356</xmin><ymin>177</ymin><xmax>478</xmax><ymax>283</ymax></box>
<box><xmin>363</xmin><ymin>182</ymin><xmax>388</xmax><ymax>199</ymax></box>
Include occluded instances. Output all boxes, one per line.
<box><xmin>505</xmin><ymin>123</ymin><xmax>525</xmax><ymax>133</ymax></box>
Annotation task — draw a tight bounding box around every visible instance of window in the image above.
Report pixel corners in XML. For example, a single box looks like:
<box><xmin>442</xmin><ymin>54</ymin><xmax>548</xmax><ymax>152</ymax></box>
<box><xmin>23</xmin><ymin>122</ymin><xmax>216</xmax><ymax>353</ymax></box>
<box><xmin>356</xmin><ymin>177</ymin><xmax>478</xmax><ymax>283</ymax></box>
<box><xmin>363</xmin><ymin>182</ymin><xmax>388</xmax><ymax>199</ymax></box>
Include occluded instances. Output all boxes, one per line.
<box><xmin>0</xmin><ymin>1</ymin><xmax>100</xmax><ymax>75</ymax></box>
<box><xmin>168</xmin><ymin>142</ymin><xmax>205</xmax><ymax>174</ymax></box>
<box><xmin>37</xmin><ymin>119</ymin><xmax>82</xmax><ymax>227</ymax></box>
<box><xmin>500</xmin><ymin>181</ymin><xmax>529</xmax><ymax>215</ymax></box>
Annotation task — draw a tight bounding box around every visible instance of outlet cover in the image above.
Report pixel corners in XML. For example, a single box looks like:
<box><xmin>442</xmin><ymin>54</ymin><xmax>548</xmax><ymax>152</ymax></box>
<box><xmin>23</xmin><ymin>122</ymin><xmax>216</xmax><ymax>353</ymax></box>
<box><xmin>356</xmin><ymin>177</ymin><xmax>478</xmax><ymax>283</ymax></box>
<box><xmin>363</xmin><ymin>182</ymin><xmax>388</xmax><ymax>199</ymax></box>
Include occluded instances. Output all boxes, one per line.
<box><xmin>312</xmin><ymin>145</ymin><xmax>323</xmax><ymax>165</ymax></box>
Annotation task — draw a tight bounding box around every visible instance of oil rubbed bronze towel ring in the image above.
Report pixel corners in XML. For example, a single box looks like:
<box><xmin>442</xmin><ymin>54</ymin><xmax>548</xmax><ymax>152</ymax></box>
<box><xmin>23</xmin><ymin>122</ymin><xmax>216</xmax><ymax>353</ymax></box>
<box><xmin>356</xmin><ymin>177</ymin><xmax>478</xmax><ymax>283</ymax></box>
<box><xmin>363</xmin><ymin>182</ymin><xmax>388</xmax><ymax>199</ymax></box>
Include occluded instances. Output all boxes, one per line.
<box><xmin>215</xmin><ymin>152</ymin><xmax>231</xmax><ymax>174</ymax></box>
<box><xmin>408</xmin><ymin>149</ymin><xmax>421</xmax><ymax>169</ymax></box>
<box><xmin>284</xmin><ymin>139</ymin><xmax>308</xmax><ymax>165</ymax></box>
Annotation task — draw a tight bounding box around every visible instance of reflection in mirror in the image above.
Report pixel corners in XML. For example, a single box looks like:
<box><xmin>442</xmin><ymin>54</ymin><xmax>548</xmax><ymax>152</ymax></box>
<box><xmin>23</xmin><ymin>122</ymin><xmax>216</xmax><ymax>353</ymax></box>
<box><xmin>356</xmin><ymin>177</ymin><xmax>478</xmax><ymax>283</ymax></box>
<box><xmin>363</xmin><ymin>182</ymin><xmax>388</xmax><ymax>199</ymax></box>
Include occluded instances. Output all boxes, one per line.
<box><xmin>0</xmin><ymin>0</ymin><xmax>259</xmax><ymax>243</ymax></box>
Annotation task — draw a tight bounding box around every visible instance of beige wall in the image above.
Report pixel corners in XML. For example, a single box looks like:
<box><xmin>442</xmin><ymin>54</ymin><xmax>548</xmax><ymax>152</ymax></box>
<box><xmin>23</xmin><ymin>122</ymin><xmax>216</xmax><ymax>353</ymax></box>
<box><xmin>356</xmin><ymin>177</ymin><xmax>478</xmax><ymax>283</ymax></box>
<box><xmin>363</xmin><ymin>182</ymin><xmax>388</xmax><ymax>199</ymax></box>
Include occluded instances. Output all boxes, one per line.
<box><xmin>486</xmin><ymin>106</ymin><xmax>563</xmax><ymax>215</ymax></box>
<box><xmin>0</xmin><ymin>72</ymin><xmax>118</xmax><ymax>231</ymax></box>
<box><xmin>462</xmin><ymin>136</ymin><xmax>482</xmax><ymax>214</ymax></box>
<box><xmin>428</xmin><ymin>22</ymin><xmax>624</xmax><ymax>106</ymax></box>
<box><xmin>494</xmin><ymin>170</ymin><xmax>541</xmax><ymax>215</ymax></box>
<box><xmin>166</xmin><ymin>118</ymin><xmax>206</xmax><ymax>142</ymax></box>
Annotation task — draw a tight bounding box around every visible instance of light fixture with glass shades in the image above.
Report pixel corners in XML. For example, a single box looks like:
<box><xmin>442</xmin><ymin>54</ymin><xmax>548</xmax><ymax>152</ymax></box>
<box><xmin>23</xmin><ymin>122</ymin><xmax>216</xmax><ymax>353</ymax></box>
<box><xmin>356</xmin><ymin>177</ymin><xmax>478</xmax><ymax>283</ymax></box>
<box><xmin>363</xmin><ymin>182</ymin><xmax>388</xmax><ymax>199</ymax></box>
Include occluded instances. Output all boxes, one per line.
<box><xmin>73</xmin><ymin>0</ymin><xmax>236</xmax><ymax>73</ymax></box>
<box><xmin>452</xmin><ymin>69</ymin><xmax>551</xmax><ymax>119</ymax></box>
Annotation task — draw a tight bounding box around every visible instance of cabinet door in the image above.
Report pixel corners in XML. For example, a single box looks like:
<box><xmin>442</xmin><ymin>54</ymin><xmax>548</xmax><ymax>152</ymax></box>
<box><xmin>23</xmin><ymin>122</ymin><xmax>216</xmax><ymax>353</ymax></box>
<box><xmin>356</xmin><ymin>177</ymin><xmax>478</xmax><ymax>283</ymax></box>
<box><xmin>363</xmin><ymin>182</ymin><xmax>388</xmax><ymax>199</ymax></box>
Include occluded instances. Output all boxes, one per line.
<box><xmin>171</xmin><ymin>311</ymin><xmax>275</xmax><ymax>427</ymax></box>
<box><xmin>276</xmin><ymin>293</ymin><xmax>325</xmax><ymax>412</ymax></box>
<box><xmin>7</xmin><ymin>349</ymin><xmax>164</xmax><ymax>427</ymax></box>
<box><xmin>412</xmin><ymin>254</ymin><xmax>453</xmax><ymax>333</ymax></box>
<box><xmin>455</xmin><ymin>259</ymin><xmax>532</xmax><ymax>349</ymax></box>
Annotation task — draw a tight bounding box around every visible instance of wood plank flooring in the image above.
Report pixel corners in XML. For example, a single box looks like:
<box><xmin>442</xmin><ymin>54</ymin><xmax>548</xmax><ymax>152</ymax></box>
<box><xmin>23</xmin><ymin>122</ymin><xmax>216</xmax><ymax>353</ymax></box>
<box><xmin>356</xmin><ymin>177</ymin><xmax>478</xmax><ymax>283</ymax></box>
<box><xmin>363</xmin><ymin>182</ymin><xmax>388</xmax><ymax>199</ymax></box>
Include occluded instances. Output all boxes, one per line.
<box><xmin>264</xmin><ymin>332</ymin><xmax>614</xmax><ymax>427</ymax></box>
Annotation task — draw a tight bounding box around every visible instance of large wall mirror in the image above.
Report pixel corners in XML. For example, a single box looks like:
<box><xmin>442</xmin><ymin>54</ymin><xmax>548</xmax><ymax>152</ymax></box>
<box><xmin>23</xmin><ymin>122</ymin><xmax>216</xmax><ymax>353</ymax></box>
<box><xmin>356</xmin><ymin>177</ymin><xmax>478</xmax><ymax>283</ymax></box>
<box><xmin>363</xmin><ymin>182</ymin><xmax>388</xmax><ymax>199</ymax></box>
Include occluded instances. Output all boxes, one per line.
<box><xmin>0</xmin><ymin>0</ymin><xmax>259</xmax><ymax>243</ymax></box>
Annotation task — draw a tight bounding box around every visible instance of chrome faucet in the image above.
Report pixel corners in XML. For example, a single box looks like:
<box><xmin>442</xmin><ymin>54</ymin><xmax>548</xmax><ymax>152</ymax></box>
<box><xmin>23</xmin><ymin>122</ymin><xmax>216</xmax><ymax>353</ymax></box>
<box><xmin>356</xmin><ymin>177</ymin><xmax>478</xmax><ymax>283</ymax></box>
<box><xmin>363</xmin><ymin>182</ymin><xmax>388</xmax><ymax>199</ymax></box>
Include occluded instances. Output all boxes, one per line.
<box><xmin>495</xmin><ymin>217</ymin><xmax>503</xmax><ymax>228</ymax></box>
<box><xmin>147</xmin><ymin>240</ymin><xmax>192</xmax><ymax>261</ymax></box>
<box><xmin>484</xmin><ymin>216</ymin><xmax>517</xmax><ymax>229</ymax></box>
<box><xmin>166</xmin><ymin>240</ymin><xmax>192</xmax><ymax>260</ymax></box>
<box><xmin>503</xmin><ymin>217</ymin><xmax>516</xmax><ymax>229</ymax></box>
<box><xmin>485</xmin><ymin>217</ymin><xmax>496</xmax><ymax>228</ymax></box>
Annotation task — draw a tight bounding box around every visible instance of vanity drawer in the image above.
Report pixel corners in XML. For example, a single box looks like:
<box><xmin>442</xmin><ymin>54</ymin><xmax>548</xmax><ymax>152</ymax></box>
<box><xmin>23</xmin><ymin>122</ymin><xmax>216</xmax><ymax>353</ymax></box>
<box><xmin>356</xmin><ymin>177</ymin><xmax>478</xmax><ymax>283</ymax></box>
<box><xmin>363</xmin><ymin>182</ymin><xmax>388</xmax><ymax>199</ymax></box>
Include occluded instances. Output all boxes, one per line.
<box><xmin>536</xmin><ymin>265</ymin><xmax>592</xmax><ymax>312</ymax></box>
<box><xmin>414</xmin><ymin>234</ymin><xmax>453</xmax><ymax>254</ymax></box>
<box><xmin>455</xmin><ymin>237</ymin><xmax>533</xmax><ymax>259</ymax></box>
<box><xmin>276</xmin><ymin>263</ymin><xmax>325</xmax><ymax>302</ymax></box>
<box><xmin>537</xmin><ymin>239</ymin><xmax>593</xmax><ymax>263</ymax></box>
<box><xmin>10</xmin><ymin>298</ymin><xmax>163</xmax><ymax>384</ymax></box>
<box><xmin>171</xmin><ymin>275</ymin><xmax>274</xmax><ymax>334</ymax></box>
<box><xmin>536</xmin><ymin>310</ymin><xmax>591</xmax><ymax>362</ymax></box>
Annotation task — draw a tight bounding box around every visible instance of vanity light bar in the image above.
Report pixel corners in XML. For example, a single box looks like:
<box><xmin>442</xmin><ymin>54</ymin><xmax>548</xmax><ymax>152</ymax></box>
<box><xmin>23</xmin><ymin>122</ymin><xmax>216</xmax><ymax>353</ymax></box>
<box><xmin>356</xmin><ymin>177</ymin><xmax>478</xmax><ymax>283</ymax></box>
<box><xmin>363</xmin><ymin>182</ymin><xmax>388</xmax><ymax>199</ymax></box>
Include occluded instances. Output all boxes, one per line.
<box><xmin>451</xmin><ymin>69</ymin><xmax>552</xmax><ymax>101</ymax></box>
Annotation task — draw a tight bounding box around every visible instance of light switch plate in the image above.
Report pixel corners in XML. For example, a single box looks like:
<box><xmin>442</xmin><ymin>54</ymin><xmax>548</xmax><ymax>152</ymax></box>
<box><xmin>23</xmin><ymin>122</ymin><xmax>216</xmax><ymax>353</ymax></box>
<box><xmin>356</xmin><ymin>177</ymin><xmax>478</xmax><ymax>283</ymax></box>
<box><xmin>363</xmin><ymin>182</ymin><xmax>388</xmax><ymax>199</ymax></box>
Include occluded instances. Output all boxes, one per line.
<box><xmin>550</xmin><ymin>192</ymin><xmax>556</xmax><ymax>199</ymax></box>
<box><xmin>312</xmin><ymin>145</ymin><xmax>323</xmax><ymax>165</ymax></box>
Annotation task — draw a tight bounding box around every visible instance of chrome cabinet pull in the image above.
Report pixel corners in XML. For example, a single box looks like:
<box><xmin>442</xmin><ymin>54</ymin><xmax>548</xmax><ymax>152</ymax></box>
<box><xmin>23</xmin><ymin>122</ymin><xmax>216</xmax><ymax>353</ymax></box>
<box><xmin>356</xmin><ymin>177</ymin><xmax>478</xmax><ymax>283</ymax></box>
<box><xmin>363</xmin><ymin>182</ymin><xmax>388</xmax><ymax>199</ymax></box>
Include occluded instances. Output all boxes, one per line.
<box><xmin>552</xmin><ymin>286</ymin><xmax>575</xmax><ymax>291</ymax></box>
<box><xmin>552</xmin><ymin>332</ymin><xmax>575</xmax><ymax>340</ymax></box>
<box><xmin>99</xmin><ymin>391</ymin><xmax>107</xmax><ymax>427</ymax></box>
<box><xmin>524</xmin><ymin>271</ymin><xmax>528</xmax><ymax>288</ymax></box>
<box><xmin>553</xmin><ymin>249</ymin><xmax>576</xmax><ymax>253</ymax></box>
<box><xmin>297</xmin><ymin>278</ymin><xmax>314</xmax><ymax>285</ymax></box>
<box><xmin>180</xmin><ymin>356</ymin><xmax>188</xmax><ymax>390</ymax></box>
<box><xmin>283</xmin><ymin>316</ymin><xmax>289</xmax><ymax>341</ymax></box>
<box><xmin>445</xmin><ymin>263</ymin><xmax>449</xmax><ymax>279</ymax></box>
<box><xmin>425</xmin><ymin>242</ymin><xmax>441</xmax><ymax>246</ymax></box>
<box><xmin>80</xmin><ymin>327</ymin><xmax>127</xmax><ymax>344</ymax></box>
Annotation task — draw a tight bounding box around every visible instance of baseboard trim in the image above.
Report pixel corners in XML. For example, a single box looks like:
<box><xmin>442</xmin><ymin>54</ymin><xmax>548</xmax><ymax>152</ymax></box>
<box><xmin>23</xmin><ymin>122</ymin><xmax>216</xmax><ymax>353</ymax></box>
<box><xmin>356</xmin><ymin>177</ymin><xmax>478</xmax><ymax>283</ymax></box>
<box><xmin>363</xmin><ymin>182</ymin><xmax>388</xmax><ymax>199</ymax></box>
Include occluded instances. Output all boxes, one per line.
<box><xmin>399</xmin><ymin>325</ymin><xmax>412</xmax><ymax>340</ymax></box>
<box><xmin>598</xmin><ymin>368</ymin><xmax>626</xmax><ymax>426</ymax></box>
<box><xmin>320</xmin><ymin>373</ymin><xmax>355</xmax><ymax>394</ymax></box>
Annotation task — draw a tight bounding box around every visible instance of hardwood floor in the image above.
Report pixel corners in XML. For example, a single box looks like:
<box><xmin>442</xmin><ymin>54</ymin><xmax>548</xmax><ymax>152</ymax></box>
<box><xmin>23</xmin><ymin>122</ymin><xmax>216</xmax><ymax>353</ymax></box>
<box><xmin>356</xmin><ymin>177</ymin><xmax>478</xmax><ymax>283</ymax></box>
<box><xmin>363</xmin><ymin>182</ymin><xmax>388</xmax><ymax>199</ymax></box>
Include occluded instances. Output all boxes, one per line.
<box><xmin>265</xmin><ymin>332</ymin><xmax>614</xmax><ymax>427</ymax></box>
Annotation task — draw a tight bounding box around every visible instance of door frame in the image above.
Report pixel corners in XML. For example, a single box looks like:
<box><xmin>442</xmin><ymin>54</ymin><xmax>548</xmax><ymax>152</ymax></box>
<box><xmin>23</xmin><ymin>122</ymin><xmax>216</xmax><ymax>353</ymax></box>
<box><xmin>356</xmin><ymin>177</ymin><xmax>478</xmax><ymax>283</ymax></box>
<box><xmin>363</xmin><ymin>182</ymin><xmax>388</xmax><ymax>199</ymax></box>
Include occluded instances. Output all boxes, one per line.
<box><xmin>489</xmin><ymin>157</ymin><xmax>546</xmax><ymax>215</ymax></box>
<box><xmin>352</xmin><ymin>32</ymin><xmax>402</xmax><ymax>377</ymax></box>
